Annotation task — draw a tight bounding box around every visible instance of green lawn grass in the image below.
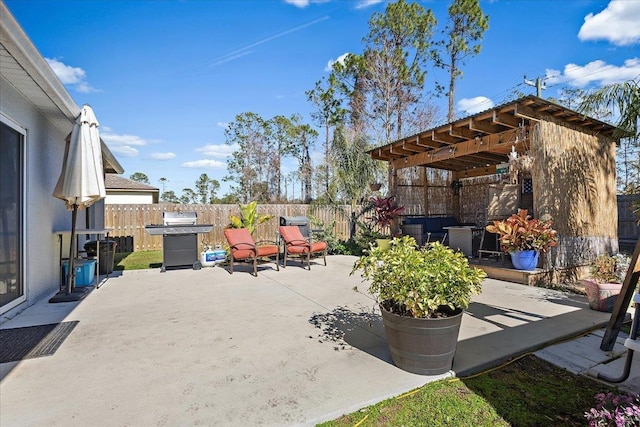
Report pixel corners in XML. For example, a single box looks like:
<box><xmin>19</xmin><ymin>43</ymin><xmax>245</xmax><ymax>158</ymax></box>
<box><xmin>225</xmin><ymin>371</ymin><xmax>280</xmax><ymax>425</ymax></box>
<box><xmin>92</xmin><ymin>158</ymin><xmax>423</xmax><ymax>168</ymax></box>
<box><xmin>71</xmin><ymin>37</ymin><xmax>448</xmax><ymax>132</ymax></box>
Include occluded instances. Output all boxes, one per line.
<box><xmin>318</xmin><ymin>355</ymin><xmax>620</xmax><ymax>427</ymax></box>
<box><xmin>113</xmin><ymin>251</ymin><xmax>163</xmax><ymax>270</ymax></box>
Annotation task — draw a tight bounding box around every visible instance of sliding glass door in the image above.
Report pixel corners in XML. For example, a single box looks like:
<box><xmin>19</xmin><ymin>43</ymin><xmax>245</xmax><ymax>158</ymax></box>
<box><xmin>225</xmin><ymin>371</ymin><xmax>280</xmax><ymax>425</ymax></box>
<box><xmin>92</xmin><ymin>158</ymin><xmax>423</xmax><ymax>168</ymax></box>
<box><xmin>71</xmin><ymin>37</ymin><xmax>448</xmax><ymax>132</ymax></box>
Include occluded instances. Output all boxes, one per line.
<box><xmin>0</xmin><ymin>119</ymin><xmax>24</xmax><ymax>312</ymax></box>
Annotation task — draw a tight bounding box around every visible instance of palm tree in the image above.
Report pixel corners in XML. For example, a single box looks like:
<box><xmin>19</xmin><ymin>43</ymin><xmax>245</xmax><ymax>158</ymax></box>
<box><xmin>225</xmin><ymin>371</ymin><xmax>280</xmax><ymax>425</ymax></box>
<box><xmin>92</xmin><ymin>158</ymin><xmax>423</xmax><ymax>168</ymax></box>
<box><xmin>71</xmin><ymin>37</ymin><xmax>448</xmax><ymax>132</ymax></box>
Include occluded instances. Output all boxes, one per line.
<box><xmin>329</xmin><ymin>126</ymin><xmax>384</xmax><ymax>239</ymax></box>
<box><xmin>579</xmin><ymin>78</ymin><xmax>640</xmax><ymax>195</ymax></box>
<box><xmin>579</xmin><ymin>79</ymin><xmax>639</xmax><ymax>140</ymax></box>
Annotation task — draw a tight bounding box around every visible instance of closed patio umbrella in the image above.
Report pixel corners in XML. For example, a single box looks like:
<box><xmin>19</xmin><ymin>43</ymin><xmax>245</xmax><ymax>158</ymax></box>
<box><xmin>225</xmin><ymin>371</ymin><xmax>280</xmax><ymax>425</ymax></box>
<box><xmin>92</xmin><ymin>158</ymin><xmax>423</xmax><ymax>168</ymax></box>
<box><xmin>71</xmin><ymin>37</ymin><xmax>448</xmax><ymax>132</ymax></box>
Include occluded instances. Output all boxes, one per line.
<box><xmin>53</xmin><ymin>104</ymin><xmax>106</xmax><ymax>296</ymax></box>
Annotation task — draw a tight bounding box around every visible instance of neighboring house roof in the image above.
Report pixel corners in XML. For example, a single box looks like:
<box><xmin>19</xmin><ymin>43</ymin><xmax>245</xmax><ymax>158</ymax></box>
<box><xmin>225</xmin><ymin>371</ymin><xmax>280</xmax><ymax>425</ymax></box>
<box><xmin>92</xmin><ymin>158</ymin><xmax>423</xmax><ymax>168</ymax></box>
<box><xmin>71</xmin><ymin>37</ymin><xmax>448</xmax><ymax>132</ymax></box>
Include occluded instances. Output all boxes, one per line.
<box><xmin>105</xmin><ymin>174</ymin><xmax>159</xmax><ymax>192</ymax></box>
<box><xmin>0</xmin><ymin>1</ymin><xmax>123</xmax><ymax>174</ymax></box>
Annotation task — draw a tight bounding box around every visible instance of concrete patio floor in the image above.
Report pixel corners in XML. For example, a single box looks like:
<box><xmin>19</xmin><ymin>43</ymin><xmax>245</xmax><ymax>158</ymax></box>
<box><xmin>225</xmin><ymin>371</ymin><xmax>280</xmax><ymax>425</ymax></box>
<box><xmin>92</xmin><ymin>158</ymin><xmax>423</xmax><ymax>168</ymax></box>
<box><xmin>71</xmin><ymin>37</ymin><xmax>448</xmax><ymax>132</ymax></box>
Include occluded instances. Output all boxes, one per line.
<box><xmin>0</xmin><ymin>255</ymin><xmax>629</xmax><ymax>426</ymax></box>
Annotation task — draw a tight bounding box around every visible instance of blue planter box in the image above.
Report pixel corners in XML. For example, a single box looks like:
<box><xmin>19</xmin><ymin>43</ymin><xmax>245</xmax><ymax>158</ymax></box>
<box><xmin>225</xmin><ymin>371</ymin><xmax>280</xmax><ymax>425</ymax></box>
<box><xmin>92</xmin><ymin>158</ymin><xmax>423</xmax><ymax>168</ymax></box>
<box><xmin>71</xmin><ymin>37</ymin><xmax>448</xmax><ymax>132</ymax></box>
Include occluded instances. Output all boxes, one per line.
<box><xmin>63</xmin><ymin>259</ymin><xmax>96</xmax><ymax>286</ymax></box>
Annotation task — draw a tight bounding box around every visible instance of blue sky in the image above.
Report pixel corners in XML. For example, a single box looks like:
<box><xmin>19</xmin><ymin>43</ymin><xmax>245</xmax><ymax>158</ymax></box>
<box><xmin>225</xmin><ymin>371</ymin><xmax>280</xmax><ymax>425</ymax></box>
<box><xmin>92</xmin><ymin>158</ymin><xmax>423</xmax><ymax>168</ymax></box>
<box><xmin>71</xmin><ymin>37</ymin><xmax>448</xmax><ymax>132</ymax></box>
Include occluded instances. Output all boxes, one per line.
<box><xmin>4</xmin><ymin>0</ymin><xmax>640</xmax><ymax>197</ymax></box>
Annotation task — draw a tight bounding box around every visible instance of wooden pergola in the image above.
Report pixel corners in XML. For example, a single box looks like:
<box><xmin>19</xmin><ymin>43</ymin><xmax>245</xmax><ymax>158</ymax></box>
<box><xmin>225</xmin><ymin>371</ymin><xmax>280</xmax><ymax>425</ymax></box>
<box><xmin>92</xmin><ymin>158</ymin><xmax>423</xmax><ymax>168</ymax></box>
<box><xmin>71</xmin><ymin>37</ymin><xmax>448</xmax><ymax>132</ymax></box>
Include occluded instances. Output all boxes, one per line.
<box><xmin>368</xmin><ymin>95</ymin><xmax>622</xmax><ymax>275</ymax></box>
<box><xmin>369</xmin><ymin>95</ymin><xmax>617</xmax><ymax>180</ymax></box>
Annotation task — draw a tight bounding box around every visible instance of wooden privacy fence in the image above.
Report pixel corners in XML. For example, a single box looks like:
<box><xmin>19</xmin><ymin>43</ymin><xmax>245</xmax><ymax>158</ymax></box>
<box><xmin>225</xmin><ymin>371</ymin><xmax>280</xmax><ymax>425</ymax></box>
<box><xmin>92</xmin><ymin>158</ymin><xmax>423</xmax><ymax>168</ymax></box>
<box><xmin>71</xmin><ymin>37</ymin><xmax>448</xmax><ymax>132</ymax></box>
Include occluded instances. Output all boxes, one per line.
<box><xmin>619</xmin><ymin>195</ymin><xmax>640</xmax><ymax>250</ymax></box>
<box><xmin>104</xmin><ymin>204</ymin><xmax>356</xmax><ymax>252</ymax></box>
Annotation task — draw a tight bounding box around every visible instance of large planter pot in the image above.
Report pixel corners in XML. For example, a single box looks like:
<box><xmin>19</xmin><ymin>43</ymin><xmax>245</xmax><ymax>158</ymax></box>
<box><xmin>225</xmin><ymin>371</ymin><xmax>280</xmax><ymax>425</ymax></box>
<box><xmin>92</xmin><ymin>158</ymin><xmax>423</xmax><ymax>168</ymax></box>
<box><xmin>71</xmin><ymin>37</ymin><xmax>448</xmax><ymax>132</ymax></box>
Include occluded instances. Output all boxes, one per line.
<box><xmin>380</xmin><ymin>305</ymin><xmax>463</xmax><ymax>375</ymax></box>
<box><xmin>582</xmin><ymin>279</ymin><xmax>622</xmax><ymax>312</ymax></box>
<box><xmin>510</xmin><ymin>250</ymin><xmax>539</xmax><ymax>270</ymax></box>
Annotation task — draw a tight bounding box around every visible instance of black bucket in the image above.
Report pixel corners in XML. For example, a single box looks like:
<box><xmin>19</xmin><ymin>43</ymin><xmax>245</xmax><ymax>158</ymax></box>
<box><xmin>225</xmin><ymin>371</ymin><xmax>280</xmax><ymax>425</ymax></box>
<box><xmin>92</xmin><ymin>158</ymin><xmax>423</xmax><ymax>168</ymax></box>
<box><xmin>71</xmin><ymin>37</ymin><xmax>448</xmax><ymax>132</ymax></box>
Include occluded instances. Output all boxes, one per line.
<box><xmin>381</xmin><ymin>306</ymin><xmax>463</xmax><ymax>375</ymax></box>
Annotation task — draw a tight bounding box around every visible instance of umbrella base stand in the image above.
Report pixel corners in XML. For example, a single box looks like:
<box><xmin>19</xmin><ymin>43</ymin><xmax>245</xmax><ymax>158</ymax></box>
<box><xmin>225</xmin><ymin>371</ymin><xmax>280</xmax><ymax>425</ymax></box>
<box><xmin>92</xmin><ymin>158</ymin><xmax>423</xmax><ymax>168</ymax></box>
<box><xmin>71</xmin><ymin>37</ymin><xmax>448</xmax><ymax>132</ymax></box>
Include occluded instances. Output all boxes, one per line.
<box><xmin>48</xmin><ymin>286</ymin><xmax>93</xmax><ymax>303</ymax></box>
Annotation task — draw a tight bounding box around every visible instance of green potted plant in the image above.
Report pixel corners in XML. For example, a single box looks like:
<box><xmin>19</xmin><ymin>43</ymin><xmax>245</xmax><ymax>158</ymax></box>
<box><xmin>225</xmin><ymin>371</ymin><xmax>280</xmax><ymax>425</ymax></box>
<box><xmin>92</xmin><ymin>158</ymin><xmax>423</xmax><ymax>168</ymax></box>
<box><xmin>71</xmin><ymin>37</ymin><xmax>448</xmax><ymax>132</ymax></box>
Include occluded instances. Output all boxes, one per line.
<box><xmin>366</xmin><ymin>195</ymin><xmax>405</xmax><ymax>250</ymax></box>
<box><xmin>352</xmin><ymin>235</ymin><xmax>486</xmax><ymax>375</ymax></box>
<box><xmin>485</xmin><ymin>209</ymin><xmax>558</xmax><ymax>270</ymax></box>
<box><xmin>582</xmin><ymin>253</ymin><xmax>631</xmax><ymax>312</ymax></box>
<box><xmin>227</xmin><ymin>201</ymin><xmax>273</xmax><ymax>235</ymax></box>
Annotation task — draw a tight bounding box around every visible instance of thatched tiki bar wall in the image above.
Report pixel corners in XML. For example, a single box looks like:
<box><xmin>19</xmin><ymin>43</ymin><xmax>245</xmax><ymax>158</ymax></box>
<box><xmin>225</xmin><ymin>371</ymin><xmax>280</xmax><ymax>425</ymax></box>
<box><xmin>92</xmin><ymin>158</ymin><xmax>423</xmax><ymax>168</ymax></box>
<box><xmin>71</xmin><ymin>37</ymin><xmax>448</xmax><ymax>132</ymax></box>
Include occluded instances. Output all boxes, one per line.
<box><xmin>368</xmin><ymin>95</ymin><xmax>620</xmax><ymax>271</ymax></box>
<box><xmin>531</xmin><ymin>117</ymin><xmax>618</xmax><ymax>267</ymax></box>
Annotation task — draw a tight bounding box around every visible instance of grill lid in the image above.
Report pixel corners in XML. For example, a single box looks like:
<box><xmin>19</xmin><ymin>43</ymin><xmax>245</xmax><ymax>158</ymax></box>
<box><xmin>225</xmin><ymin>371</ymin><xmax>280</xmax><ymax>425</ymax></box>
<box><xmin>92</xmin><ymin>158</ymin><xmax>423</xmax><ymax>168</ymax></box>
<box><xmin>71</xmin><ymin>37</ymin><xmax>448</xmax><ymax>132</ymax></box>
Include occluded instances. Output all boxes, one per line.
<box><xmin>163</xmin><ymin>211</ymin><xmax>197</xmax><ymax>226</ymax></box>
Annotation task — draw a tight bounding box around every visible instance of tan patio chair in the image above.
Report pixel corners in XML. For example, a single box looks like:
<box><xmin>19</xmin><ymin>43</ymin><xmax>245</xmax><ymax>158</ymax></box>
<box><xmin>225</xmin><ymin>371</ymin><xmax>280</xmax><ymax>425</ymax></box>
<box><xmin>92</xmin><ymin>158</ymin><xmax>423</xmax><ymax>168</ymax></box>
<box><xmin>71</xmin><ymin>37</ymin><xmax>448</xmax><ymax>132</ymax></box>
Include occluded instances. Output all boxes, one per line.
<box><xmin>223</xmin><ymin>228</ymin><xmax>279</xmax><ymax>276</ymax></box>
<box><xmin>278</xmin><ymin>225</ymin><xmax>327</xmax><ymax>270</ymax></box>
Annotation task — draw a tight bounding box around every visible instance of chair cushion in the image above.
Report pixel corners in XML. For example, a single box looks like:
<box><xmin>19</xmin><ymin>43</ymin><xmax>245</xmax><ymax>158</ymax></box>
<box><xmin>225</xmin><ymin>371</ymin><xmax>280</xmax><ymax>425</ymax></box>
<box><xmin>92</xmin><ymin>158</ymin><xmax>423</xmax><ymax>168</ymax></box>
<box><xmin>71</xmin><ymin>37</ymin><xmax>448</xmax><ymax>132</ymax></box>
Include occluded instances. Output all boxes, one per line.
<box><xmin>224</xmin><ymin>228</ymin><xmax>257</xmax><ymax>260</ymax></box>
<box><xmin>402</xmin><ymin>217</ymin><xmax>425</xmax><ymax>226</ymax></box>
<box><xmin>423</xmin><ymin>217</ymin><xmax>443</xmax><ymax>233</ymax></box>
<box><xmin>279</xmin><ymin>225</ymin><xmax>307</xmax><ymax>244</ymax></box>
<box><xmin>440</xmin><ymin>216</ymin><xmax>458</xmax><ymax>228</ymax></box>
<box><xmin>310</xmin><ymin>241</ymin><xmax>327</xmax><ymax>252</ymax></box>
<box><xmin>287</xmin><ymin>245</ymin><xmax>309</xmax><ymax>254</ymax></box>
<box><xmin>232</xmin><ymin>248</ymin><xmax>255</xmax><ymax>260</ymax></box>
<box><xmin>256</xmin><ymin>245</ymin><xmax>278</xmax><ymax>257</ymax></box>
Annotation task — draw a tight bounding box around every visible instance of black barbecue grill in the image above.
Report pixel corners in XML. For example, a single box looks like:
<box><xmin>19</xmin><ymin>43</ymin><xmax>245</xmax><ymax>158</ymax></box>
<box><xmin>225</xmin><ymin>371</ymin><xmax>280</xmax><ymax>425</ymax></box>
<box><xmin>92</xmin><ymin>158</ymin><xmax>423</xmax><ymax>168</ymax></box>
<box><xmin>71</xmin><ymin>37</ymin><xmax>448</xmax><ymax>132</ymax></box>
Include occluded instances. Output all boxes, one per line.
<box><xmin>145</xmin><ymin>212</ymin><xmax>213</xmax><ymax>272</ymax></box>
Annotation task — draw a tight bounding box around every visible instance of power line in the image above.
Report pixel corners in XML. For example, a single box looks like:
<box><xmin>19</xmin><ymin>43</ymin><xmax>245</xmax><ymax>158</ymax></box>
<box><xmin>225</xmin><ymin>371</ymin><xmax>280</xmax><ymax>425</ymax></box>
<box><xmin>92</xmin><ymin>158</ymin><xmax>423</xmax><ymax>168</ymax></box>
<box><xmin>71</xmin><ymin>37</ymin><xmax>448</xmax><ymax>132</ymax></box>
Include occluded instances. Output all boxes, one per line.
<box><xmin>524</xmin><ymin>75</ymin><xmax>546</xmax><ymax>97</ymax></box>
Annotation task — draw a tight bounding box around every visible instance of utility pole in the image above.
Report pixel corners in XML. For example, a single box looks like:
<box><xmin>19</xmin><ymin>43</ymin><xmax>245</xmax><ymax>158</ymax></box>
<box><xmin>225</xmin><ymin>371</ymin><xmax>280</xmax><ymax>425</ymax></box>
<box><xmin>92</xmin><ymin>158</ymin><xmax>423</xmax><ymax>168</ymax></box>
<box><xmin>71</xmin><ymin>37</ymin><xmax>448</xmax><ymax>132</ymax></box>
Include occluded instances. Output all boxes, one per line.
<box><xmin>524</xmin><ymin>76</ymin><xmax>546</xmax><ymax>97</ymax></box>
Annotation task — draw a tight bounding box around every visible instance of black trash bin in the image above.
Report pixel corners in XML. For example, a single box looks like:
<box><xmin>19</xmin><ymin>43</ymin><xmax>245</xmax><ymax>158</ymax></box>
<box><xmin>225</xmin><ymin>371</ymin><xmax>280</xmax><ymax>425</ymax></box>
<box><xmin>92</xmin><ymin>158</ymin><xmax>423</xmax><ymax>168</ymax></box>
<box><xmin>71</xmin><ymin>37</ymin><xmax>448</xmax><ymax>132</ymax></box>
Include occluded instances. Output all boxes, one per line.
<box><xmin>84</xmin><ymin>240</ymin><xmax>117</xmax><ymax>275</ymax></box>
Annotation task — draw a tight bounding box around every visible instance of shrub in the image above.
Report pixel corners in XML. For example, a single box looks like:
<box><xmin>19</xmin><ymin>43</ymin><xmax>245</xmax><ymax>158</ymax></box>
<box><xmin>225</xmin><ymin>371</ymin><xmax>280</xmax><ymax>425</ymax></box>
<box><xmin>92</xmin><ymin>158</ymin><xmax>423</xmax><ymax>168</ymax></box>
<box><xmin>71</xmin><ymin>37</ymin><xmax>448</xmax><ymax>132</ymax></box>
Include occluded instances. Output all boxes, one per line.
<box><xmin>352</xmin><ymin>236</ymin><xmax>486</xmax><ymax>318</ymax></box>
<box><xmin>591</xmin><ymin>254</ymin><xmax>632</xmax><ymax>283</ymax></box>
<box><xmin>485</xmin><ymin>209</ymin><xmax>558</xmax><ymax>253</ymax></box>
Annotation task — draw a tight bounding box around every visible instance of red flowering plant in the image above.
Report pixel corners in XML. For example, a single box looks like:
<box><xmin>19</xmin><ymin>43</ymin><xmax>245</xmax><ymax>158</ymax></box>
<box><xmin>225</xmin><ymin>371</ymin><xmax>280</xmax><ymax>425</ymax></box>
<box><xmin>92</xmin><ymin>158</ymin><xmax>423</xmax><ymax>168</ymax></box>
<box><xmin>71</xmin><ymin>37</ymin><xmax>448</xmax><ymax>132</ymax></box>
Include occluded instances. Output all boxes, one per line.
<box><xmin>485</xmin><ymin>209</ymin><xmax>558</xmax><ymax>253</ymax></box>
<box><xmin>366</xmin><ymin>196</ymin><xmax>405</xmax><ymax>238</ymax></box>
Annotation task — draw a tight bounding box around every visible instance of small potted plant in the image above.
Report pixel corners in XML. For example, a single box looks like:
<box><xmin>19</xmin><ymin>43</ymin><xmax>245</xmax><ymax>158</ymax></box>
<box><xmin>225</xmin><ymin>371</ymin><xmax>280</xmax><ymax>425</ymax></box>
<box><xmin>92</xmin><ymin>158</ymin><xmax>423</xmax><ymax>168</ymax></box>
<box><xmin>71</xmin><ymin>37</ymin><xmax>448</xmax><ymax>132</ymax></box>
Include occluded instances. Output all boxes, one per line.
<box><xmin>351</xmin><ymin>235</ymin><xmax>486</xmax><ymax>375</ymax></box>
<box><xmin>366</xmin><ymin>195</ymin><xmax>405</xmax><ymax>250</ymax></box>
<box><xmin>582</xmin><ymin>253</ymin><xmax>631</xmax><ymax>312</ymax></box>
<box><xmin>485</xmin><ymin>209</ymin><xmax>558</xmax><ymax>270</ymax></box>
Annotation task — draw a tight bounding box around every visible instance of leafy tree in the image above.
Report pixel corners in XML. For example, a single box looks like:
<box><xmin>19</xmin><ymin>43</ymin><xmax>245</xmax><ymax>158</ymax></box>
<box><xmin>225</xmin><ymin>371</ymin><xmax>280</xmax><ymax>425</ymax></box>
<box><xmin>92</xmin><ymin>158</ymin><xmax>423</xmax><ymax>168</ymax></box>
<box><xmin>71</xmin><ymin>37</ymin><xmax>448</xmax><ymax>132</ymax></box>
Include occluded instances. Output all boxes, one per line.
<box><xmin>306</xmin><ymin>78</ymin><xmax>347</xmax><ymax>193</ymax></box>
<box><xmin>439</xmin><ymin>0</ymin><xmax>489</xmax><ymax>122</ymax></box>
<box><xmin>579</xmin><ymin>79</ymin><xmax>640</xmax><ymax>194</ymax></box>
<box><xmin>218</xmin><ymin>193</ymin><xmax>240</xmax><ymax>204</ymax></box>
<box><xmin>270</xmin><ymin>115</ymin><xmax>298</xmax><ymax>201</ymax></box>
<box><xmin>551</xmin><ymin>87</ymin><xmax>593</xmax><ymax>112</ymax></box>
<box><xmin>287</xmin><ymin>115</ymin><xmax>318</xmax><ymax>203</ymax></box>
<box><xmin>195</xmin><ymin>173</ymin><xmax>220</xmax><ymax>204</ymax></box>
<box><xmin>329</xmin><ymin>53</ymin><xmax>369</xmax><ymax>135</ymax></box>
<box><xmin>331</xmin><ymin>126</ymin><xmax>381</xmax><ymax>240</ymax></box>
<box><xmin>223</xmin><ymin>112</ymin><xmax>275</xmax><ymax>203</ymax></box>
<box><xmin>362</xmin><ymin>0</ymin><xmax>438</xmax><ymax>142</ymax></box>
<box><xmin>160</xmin><ymin>190</ymin><xmax>179</xmax><ymax>204</ymax></box>
<box><xmin>159</xmin><ymin>177</ymin><xmax>168</xmax><ymax>194</ymax></box>
<box><xmin>180</xmin><ymin>188</ymin><xmax>198</xmax><ymax>204</ymax></box>
<box><xmin>129</xmin><ymin>172</ymin><xmax>150</xmax><ymax>184</ymax></box>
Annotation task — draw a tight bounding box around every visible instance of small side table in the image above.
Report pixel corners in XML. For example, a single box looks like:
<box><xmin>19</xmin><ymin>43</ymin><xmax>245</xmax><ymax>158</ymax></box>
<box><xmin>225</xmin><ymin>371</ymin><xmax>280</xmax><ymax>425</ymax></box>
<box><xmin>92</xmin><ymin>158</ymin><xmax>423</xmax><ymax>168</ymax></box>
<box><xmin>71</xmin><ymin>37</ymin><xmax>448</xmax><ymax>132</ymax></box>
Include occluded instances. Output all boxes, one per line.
<box><xmin>443</xmin><ymin>226</ymin><xmax>483</xmax><ymax>257</ymax></box>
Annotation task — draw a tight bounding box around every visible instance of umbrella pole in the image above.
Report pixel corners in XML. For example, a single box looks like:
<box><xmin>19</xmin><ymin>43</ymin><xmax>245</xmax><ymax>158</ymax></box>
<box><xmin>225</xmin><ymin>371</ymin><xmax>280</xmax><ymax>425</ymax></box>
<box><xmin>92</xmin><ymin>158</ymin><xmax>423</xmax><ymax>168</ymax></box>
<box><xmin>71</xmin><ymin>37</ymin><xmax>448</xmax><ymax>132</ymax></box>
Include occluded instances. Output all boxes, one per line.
<box><xmin>66</xmin><ymin>204</ymin><xmax>78</xmax><ymax>295</ymax></box>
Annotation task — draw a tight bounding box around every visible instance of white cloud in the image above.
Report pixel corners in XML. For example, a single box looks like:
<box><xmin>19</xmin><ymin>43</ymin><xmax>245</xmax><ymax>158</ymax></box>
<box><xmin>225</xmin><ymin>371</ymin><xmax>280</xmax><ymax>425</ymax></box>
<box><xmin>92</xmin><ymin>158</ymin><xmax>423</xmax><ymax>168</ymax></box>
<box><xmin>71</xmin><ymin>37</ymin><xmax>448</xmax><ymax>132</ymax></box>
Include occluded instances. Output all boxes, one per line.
<box><xmin>101</xmin><ymin>132</ymin><xmax>151</xmax><ymax>147</ymax></box>
<box><xmin>579</xmin><ymin>0</ymin><xmax>640</xmax><ymax>46</ymax></box>
<box><xmin>181</xmin><ymin>159</ymin><xmax>227</xmax><ymax>169</ymax></box>
<box><xmin>325</xmin><ymin>52</ymin><xmax>350</xmax><ymax>72</ymax></box>
<box><xmin>457</xmin><ymin>97</ymin><xmax>494</xmax><ymax>115</ymax></box>
<box><xmin>150</xmin><ymin>152</ymin><xmax>176</xmax><ymax>160</ymax></box>
<box><xmin>45</xmin><ymin>58</ymin><xmax>100</xmax><ymax>93</ymax></box>
<box><xmin>101</xmin><ymin>131</ymin><xmax>158</xmax><ymax>159</ymax></box>
<box><xmin>284</xmin><ymin>0</ymin><xmax>329</xmax><ymax>7</ymax></box>
<box><xmin>545</xmin><ymin>58</ymin><xmax>640</xmax><ymax>88</ymax></box>
<box><xmin>216</xmin><ymin>121</ymin><xmax>229</xmax><ymax>129</ymax></box>
<box><xmin>355</xmin><ymin>0</ymin><xmax>383</xmax><ymax>10</ymax></box>
<box><xmin>109</xmin><ymin>145</ymin><xmax>139</xmax><ymax>157</ymax></box>
<box><xmin>285</xmin><ymin>0</ymin><xmax>309</xmax><ymax>7</ymax></box>
<box><xmin>46</xmin><ymin>58</ymin><xmax>85</xmax><ymax>84</ymax></box>
<box><xmin>196</xmin><ymin>143</ymin><xmax>237</xmax><ymax>158</ymax></box>
<box><xmin>75</xmin><ymin>82</ymin><xmax>100</xmax><ymax>94</ymax></box>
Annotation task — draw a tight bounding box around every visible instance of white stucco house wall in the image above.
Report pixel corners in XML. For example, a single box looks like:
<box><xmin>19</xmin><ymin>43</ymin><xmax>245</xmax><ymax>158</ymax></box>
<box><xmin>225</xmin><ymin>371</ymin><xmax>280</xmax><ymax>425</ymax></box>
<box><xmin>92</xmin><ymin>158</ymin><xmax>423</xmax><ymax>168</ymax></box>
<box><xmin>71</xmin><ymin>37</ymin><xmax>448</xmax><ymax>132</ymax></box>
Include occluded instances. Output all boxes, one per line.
<box><xmin>0</xmin><ymin>1</ymin><xmax>123</xmax><ymax>321</ymax></box>
<box><xmin>105</xmin><ymin>174</ymin><xmax>159</xmax><ymax>204</ymax></box>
